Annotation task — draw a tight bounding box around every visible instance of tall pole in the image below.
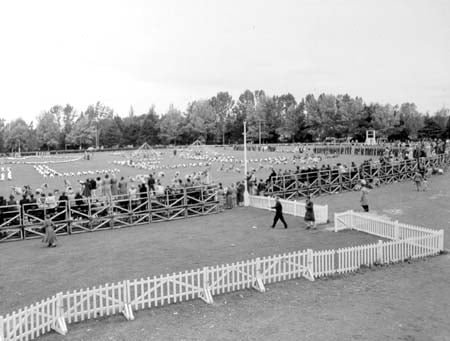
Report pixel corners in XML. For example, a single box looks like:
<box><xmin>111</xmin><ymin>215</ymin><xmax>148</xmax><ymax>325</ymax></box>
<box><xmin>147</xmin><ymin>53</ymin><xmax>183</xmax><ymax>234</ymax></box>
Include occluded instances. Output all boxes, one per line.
<box><xmin>259</xmin><ymin>120</ymin><xmax>261</xmax><ymax>147</ymax></box>
<box><xmin>243</xmin><ymin>121</ymin><xmax>249</xmax><ymax>206</ymax></box>
<box><xmin>96</xmin><ymin>123</ymin><xmax>99</xmax><ymax>149</ymax></box>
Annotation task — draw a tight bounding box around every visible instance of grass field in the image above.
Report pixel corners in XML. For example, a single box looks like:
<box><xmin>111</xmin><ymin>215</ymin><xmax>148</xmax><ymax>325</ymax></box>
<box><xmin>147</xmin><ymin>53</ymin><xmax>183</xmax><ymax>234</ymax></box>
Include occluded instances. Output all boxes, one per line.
<box><xmin>0</xmin><ymin>147</ymin><xmax>371</xmax><ymax>198</ymax></box>
<box><xmin>1</xmin><ymin>208</ymin><xmax>382</xmax><ymax>314</ymax></box>
<box><xmin>2</xmin><ymin>149</ymin><xmax>450</xmax><ymax>340</ymax></box>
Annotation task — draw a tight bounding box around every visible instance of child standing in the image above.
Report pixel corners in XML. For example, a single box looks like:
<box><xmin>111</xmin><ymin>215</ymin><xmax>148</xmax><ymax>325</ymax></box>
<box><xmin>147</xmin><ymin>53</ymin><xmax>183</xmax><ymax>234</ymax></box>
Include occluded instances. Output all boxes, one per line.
<box><xmin>42</xmin><ymin>216</ymin><xmax>57</xmax><ymax>247</ymax></box>
<box><xmin>413</xmin><ymin>171</ymin><xmax>423</xmax><ymax>191</ymax></box>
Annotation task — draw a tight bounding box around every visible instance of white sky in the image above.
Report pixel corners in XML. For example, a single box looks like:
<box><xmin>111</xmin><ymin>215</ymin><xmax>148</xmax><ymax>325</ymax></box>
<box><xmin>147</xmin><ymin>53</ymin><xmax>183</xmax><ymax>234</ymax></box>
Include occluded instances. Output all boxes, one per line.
<box><xmin>0</xmin><ymin>0</ymin><xmax>449</xmax><ymax>122</ymax></box>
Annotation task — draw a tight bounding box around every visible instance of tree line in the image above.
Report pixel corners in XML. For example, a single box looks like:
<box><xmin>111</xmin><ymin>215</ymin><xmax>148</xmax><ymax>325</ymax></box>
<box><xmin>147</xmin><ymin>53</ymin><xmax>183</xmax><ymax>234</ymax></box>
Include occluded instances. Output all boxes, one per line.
<box><xmin>1</xmin><ymin>90</ymin><xmax>449</xmax><ymax>152</ymax></box>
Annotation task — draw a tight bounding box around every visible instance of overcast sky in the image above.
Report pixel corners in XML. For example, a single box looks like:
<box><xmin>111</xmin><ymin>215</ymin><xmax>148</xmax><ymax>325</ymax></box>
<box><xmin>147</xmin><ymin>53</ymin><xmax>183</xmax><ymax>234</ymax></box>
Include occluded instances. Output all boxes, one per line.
<box><xmin>0</xmin><ymin>0</ymin><xmax>449</xmax><ymax>122</ymax></box>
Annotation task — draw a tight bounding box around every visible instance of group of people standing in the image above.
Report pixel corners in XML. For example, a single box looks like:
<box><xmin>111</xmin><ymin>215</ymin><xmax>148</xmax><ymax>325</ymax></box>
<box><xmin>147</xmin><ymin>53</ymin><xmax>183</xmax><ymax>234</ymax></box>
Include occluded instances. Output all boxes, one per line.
<box><xmin>217</xmin><ymin>181</ymin><xmax>245</xmax><ymax>209</ymax></box>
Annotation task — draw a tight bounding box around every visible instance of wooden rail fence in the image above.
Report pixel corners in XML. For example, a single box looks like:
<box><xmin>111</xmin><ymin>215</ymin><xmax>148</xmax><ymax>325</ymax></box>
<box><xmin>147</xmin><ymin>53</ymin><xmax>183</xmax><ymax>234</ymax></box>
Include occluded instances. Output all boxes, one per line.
<box><xmin>0</xmin><ymin>185</ymin><xmax>221</xmax><ymax>243</ymax></box>
<box><xmin>268</xmin><ymin>154</ymin><xmax>450</xmax><ymax>199</ymax></box>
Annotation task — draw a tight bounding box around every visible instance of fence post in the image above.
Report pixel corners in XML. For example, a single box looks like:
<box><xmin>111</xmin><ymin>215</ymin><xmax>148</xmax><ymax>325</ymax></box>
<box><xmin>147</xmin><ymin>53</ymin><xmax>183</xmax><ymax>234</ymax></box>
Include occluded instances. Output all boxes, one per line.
<box><xmin>349</xmin><ymin>210</ymin><xmax>354</xmax><ymax>230</ymax></box>
<box><xmin>334</xmin><ymin>213</ymin><xmax>338</xmax><ymax>232</ymax></box>
<box><xmin>303</xmin><ymin>249</ymin><xmax>315</xmax><ymax>281</ymax></box>
<box><xmin>199</xmin><ymin>267</ymin><xmax>213</xmax><ymax>304</ymax></box>
<box><xmin>376</xmin><ymin>240</ymin><xmax>384</xmax><ymax>264</ymax></box>
<box><xmin>0</xmin><ymin>315</ymin><xmax>4</xmax><ymax>341</ymax></box>
<box><xmin>252</xmin><ymin>258</ymin><xmax>266</xmax><ymax>292</ymax></box>
<box><xmin>121</xmin><ymin>280</ymin><xmax>135</xmax><ymax>321</ymax></box>
<box><xmin>439</xmin><ymin>229</ymin><xmax>445</xmax><ymax>252</ymax></box>
<box><xmin>394</xmin><ymin>220</ymin><xmax>399</xmax><ymax>240</ymax></box>
<box><xmin>52</xmin><ymin>293</ymin><xmax>68</xmax><ymax>335</ymax></box>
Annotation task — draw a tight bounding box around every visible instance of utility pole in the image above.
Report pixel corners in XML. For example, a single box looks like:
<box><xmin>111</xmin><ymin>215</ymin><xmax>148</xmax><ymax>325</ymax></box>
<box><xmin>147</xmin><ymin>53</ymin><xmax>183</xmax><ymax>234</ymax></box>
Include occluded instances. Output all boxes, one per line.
<box><xmin>243</xmin><ymin>121</ymin><xmax>249</xmax><ymax>206</ymax></box>
<box><xmin>259</xmin><ymin>120</ymin><xmax>261</xmax><ymax>147</ymax></box>
<box><xmin>96</xmin><ymin>123</ymin><xmax>99</xmax><ymax>149</ymax></box>
<box><xmin>257</xmin><ymin>119</ymin><xmax>265</xmax><ymax>148</ymax></box>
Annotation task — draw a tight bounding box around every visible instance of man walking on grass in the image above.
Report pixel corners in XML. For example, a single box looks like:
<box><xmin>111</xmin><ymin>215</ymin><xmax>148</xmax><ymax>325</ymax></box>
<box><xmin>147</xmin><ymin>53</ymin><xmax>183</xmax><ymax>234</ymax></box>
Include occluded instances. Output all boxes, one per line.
<box><xmin>271</xmin><ymin>196</ymin><xmax>288</xmax><ymax>229</ymax></box>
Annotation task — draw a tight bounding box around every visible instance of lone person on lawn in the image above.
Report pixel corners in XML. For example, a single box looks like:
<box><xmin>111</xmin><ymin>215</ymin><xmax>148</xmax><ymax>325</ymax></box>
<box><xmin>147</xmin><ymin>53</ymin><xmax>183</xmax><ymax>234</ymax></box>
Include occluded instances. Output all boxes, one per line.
<box><xmin>271</xmin><ymin>196</ymin><xmax>288</xmax><ymax>229</ymax></box>
<box><xmin>360</xmin><ymin>180</ymin><xmax>370</xmax><ymax>212</ymax></box>
<box><xmin>304</xmin><ymin>195</ymin><xmax>316</xmax><ymax>230</ymax></box>
<box><xmin>42</xmin><ymin>216</ymin><xmax>57</xmax><ymax>247</ymax></box>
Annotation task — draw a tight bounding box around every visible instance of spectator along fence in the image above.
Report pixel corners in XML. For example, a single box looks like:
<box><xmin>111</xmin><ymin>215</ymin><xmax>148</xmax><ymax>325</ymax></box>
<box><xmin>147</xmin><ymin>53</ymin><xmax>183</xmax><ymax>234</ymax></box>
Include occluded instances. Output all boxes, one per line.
<box><xmin>0</xmin><ymin>185</ymin><xmax>221</xmax><ymax>243</ymax></box>
<box><xmin>311</xmin><ymin>144</ymin><xmax>401</xmax><ymax>156</ymax></box>
<box><xmin>1</xmin><ymin>211</ymin><xmax>444</xmax><ymax>340</ymax></box>
<box><xmin>234</xmin><ymin>143</ymin><xmax>421</xmax><ymax>156</ymax></box>
<box><xmin>268</xmin><ymin>153</ymin><xmax>450</xmax><ymax>199</ymax></box>
<box><xmin>248</xmin><ymin>195</ymin><xmax>328</xmax><ymax>224</ymax></box>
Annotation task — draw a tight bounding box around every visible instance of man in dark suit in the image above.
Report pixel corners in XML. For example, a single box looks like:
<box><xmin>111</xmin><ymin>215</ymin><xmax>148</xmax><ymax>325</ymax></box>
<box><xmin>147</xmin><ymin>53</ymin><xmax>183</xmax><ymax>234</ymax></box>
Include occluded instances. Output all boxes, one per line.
<box><xmin>147</xmin><ymin>174</ymin><xmax>155</xmax><ymax>194</ymax></box>
<box><xmin>271</xmin><ymin>196</ymin><xmax>287</xmax><ymax>229</ymax></box>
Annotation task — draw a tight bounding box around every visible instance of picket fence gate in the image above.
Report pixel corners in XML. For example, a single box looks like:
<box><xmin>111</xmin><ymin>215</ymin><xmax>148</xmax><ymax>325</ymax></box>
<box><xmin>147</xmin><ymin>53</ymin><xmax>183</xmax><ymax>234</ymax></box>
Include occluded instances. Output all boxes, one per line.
<box><xmin>248</xmin><ymin>195</ymin><xmax>328</xmax><ymax>224</ymax></box>
<box><xmin>1</xmin><ymin>212</ymin><xmax>444</xmax><ymax>341</ymax></box>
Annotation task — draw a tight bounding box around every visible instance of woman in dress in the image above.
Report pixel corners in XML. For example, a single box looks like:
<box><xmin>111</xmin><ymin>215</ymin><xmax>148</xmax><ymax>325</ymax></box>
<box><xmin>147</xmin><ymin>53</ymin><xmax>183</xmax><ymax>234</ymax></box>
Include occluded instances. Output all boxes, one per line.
<box><xmin>81</xmin><ymin>180</ymin><xmax>91</xmax><ymax>198</ymax></box>
<box><xmin>304</xmin><ymin>195</ymin><xmax>315</xmax><ymax>230</ymax></box>
<box><xmin>118</xmin><ymin>176</ymin><xmax>128</xmax><ymax>199</ymax></box>
<box><xmin>128</xmin><ymin>184</ymin><xmax>138</xmax><ymax>210</ymax></box>
<box><xmin>225</xmin><ymin>185</ymin><xmax>233</xmax><ymax>209</ymax></box>
<box><xmin>110</xmin><ymin>174</ymin><xmax>118</xmax><ymax>197</ymax></box>
<box><xmin>217</xmin><ymin>183</ymin><xmax>225</xmax><ymax>210</ymax></box>
<box><xmin>102</xmin><ymin>174</ymin><xmax>112</xmax><ymax>201</ymax></box>
<box><xmin>95</xmin><ymin>177</ymin><xmax>103</xmax><ymax>199</ymax></box>
<box><xmin>236</xmin><ymin>181</ymin><xmax>244</xmax><ymax>206</ymax></box>
<box><xmin>231</xmin><ymin>183</ymin><xmax>237</xmax><ymax>208</ymax></box>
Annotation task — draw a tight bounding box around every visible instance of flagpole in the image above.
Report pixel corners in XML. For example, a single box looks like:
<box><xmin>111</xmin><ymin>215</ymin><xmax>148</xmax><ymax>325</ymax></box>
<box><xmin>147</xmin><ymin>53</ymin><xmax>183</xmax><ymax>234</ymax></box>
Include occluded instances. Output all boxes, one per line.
<box><xmin>244</xmin><ymin>121</ymin><xmax>249</xmax><ymax>206</ymax></box>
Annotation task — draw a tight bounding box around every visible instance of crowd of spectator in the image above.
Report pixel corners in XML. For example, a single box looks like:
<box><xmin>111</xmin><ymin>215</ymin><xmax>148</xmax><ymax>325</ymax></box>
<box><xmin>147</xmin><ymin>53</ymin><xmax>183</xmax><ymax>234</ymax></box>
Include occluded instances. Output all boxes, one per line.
<box><xmin>248</xmin><ymin>141</ymin><xmax>448</xmax><ymax>195</ymax></box>
<box><xmin>0</xmin><ymin>169</ymin><xmax>221</xmax><ymax>227</ymax></box>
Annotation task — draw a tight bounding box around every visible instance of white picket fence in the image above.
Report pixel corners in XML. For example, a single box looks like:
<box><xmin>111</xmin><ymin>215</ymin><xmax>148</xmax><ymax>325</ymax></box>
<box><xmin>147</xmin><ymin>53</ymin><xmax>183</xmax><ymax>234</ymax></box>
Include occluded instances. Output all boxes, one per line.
<box><xmin>248</xmin><ymin>195</ymin><xmax>329</xmax><ymax>224</ymax></box>
<box><xmin>1</xmin><ymin>212</ymin><xmax>444</xmax><ymax>341</ymax></box>
<box><xmin>334</xmin><ymin>210</ymin><xmax>445</xmax><ymax>252</ymax></box>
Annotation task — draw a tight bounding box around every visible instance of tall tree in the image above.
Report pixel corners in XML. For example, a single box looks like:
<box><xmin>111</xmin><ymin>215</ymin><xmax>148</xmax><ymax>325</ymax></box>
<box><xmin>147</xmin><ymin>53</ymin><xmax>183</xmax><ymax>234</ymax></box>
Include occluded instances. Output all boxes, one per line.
<box><xmin>4</xmin><ymin>118</ymin><xmax>34</xmax><ymax>152</ymax></box>
<box><xmin>182</xmin><ymin>100</ymin><xmax>216</xmax><ymax>143</ymax></box>
<box><xmin>60</xmin><ymin>104</ymin><xmax>77</xmax><ymax>149</ymax></box>
<box><xmin>238</xmin><ymin>90</ymin><xmax>255</xmax><ymax>107</ymax></box>
<box><xmin>82</xmin><ymin>102</ymin><xmax>114</xmax><ymax>147</ymax></box>
<box><xmin>36</xmin><ymin>111</ymin><xmax>61</xmax><ymax>150</ymax></box>
<box><xmin>277</xmin><ymin>101</ymin><xmax>308</xmax><ymax>142</ymax></box>
<box><xmin>99</xmin><ymin>116</ymin><xmax>122</xmax><ymax>148</ymax></box>
<box><xmin>159</xmin><ymin>105</ymin><xmax>183</xmax><ymax>144</ymax></box>
<box><xmin>138</xmin><ymin>106</ymin><xmax>160</xmax><ymax>145</ymax></box>
<box><xmin>398</xmin><ymin>103</ymin><xmax>423</xmax><ymax>139</ymax></box>
<box><xmin>418</xmin><ymin>115</ymin><xmax>444</xmax><ymax>139</ymax></box>
<box><xmin>66</xmin><ymin>113</ymin><xmax>96</xmax><ymax>148</ymax></box>
<box><xmin>210</xmin><ymin>92</ymin><xmax>234</xmax><ymax>144</ymax></box>
<box><xmin>432</xmin><ymin>108</ymin><xmax>449</xmax><ymax>134</ymax></box>
<box><xmin>0</xmin><ymin>118</ymin><xmax>5</xmax><ymax>153</ymax></box>
<box><xmin>121</xmin><ymin>115</ymin><xmax>140</xmax><ymax>146</ymax></box>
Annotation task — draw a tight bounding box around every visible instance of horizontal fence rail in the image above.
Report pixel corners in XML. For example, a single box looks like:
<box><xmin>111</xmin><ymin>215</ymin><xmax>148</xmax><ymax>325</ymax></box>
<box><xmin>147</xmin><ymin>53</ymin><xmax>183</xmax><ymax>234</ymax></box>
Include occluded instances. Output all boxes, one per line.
<box><xmin>248</xmin><ymin>195</ymin><xmax>328</xmax><ymax>224</ymax></box>
<box><xmin>1</xmin><ymin>212</ymin><xmax>444</xmax><ymax>341</ymax></box>
<box><xmin>0</xmin><ymin>185</ymin><xmax>222</xmax><ymax>243</ymax></box>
